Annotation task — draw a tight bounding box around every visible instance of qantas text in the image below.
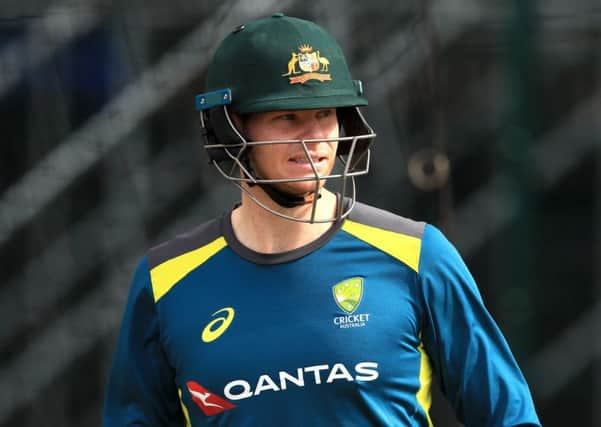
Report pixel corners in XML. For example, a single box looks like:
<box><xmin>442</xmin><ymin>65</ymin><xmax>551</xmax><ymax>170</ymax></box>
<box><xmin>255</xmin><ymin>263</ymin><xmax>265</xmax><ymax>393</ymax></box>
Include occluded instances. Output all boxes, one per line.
<box><xmin>223</xmin><ymin>361</ymin><xmax>379</xmax><ymax>400</ymax></box>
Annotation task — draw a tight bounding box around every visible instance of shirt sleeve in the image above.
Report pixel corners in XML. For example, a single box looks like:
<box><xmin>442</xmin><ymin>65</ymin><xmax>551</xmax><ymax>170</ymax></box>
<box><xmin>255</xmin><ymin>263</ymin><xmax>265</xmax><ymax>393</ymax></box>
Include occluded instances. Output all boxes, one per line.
<box><xmin>103</xmin><ymin>257</ymin><xmax>185</xmax><ymax>426</ymax></box>
<box><xmin>418</xmin><ymin>224</ymin><xmax>541</xmax><ymax>427</ymax></box>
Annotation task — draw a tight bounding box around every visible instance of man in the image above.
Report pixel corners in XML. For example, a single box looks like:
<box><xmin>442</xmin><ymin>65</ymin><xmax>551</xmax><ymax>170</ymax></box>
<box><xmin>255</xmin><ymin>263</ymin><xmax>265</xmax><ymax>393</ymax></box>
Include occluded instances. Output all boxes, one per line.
<box><xmin>103</xmin><ymin>13</ymin><xmax>541</xmax><ymax>426</ymax></box>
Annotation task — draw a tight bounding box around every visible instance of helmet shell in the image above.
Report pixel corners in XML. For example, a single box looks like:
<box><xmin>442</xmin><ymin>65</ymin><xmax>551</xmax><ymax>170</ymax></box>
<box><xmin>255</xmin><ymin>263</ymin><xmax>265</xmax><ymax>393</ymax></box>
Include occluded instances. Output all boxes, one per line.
<box><xmin>206</xmin><ymin>13</ymin><xmax>367</xmax><ymax>113</ymax></box>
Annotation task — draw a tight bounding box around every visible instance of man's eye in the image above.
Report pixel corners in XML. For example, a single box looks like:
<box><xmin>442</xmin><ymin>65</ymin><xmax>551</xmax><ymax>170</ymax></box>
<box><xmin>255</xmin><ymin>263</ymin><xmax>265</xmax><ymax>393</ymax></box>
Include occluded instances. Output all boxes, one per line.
<box><xmin>317</xmin><ymin>109</ymin><xmax>334</xmax><ymax>118</ymax></box>
<box><xmin>276</xmin><ymin>114</ymin><xmax>296</xmax><ymax>121</ymax></box>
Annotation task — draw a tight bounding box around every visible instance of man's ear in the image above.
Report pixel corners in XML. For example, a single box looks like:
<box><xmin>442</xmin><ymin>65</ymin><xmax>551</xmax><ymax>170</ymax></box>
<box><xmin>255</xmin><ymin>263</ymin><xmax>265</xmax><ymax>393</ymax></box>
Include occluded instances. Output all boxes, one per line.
<box><xmin>230</xmin><ymin>113</ymin><xmax>246</xmax><ymax>135</ymax></box>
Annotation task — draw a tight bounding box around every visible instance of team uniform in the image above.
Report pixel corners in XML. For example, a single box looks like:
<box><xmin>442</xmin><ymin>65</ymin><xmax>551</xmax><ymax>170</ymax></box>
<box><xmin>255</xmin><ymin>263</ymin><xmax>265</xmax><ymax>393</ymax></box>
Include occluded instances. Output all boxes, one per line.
<box><xmin>103</xmin><ymin>201</ymin><xmax>541</xmax><ymax>426</ymax></box>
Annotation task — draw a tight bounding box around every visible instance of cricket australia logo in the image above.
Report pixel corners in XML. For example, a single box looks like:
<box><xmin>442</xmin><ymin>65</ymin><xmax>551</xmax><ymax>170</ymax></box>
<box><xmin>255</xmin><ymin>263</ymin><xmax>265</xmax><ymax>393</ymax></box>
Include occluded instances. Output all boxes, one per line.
<box><xmin>282</xmin><ymin>44</ymin><xmax>332</xmax><ymax>84</ymax></box>
<box><xmin>332</xmin><ymin>277</ymin><xmax>370</xmax><ymax>329</ymax></box>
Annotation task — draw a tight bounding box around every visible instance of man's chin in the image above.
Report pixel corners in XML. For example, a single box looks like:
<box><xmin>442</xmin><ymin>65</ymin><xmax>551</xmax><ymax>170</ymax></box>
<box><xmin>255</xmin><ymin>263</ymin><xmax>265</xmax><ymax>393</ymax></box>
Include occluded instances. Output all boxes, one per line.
<box><xmin>276</xmin><ymin>182</ymin><xmax>324</xmax><ymax>199</ymax></box>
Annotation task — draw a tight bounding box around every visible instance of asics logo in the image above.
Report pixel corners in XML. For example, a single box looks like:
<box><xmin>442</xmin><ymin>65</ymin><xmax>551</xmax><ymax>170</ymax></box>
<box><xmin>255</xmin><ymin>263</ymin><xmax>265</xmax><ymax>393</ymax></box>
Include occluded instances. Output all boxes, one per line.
<box><xmin>201</xmin><ymin>307</ymin><xmax>235</xmax><ymax>342</ymax></box>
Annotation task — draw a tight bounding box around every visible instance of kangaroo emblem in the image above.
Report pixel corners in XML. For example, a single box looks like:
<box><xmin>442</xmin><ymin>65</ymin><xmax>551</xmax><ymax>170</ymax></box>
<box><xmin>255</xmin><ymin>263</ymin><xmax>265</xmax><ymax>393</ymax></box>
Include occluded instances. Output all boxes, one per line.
<box><xmin>282</xmin><ymin>52</ymin><xmax>300</xmax><ymax>76</ymax></box>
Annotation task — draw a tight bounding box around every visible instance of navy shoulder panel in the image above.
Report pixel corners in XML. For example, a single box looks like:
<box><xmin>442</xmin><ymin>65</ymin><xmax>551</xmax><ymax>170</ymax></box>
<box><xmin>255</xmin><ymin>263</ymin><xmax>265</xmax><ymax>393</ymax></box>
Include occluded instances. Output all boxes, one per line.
<box><xmin>348</xmin><ymin>202</ymin><xmax>426</xmax><ymax>239</ymax></box>
<box><xmin>148</xmin><ymin>217</ymin><xmax>222</xmax><ymax>269</ymax></box>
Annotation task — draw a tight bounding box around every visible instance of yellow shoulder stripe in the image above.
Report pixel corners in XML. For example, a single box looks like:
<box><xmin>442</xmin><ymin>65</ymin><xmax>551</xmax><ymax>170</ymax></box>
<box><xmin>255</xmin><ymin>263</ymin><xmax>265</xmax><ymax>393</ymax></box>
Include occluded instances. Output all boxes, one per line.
<box><xmin>150</xmin><ymin>236</ymin><xmax>227</xmax><ymax>303</ymax></box>
<box><xmin>341</xmin><ymin>220</ymin><xmax>421</xmax><ymax>273</ymax></box>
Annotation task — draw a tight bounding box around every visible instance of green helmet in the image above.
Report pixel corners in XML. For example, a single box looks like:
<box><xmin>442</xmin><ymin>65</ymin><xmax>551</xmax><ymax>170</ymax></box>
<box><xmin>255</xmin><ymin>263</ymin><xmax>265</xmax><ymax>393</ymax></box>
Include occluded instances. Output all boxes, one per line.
<box><xmin>206</xmin><ymin>13</ymin><xmax>367</xmax><ymax>113</ymax></box>
<box><xmin>195</xmin><ymin>13</ymin><xmax>376</xmax><ymax>223</ymax></box>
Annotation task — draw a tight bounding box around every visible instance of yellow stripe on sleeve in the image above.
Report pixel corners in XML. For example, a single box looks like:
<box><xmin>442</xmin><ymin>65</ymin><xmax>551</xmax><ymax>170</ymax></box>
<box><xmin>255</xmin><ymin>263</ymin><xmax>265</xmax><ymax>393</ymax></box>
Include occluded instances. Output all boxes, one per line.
<box><xmin>150</xmin><ymin>236</ymin><xmax>227</xmax><ymax>303</ymax></box>
<box><xmin>342</xmin><ymin>220</ymin><xmax>422</xmax><ymax>272</ymax></box>
<box><xmin>178</xmin><ymin>388</ymin><xmax>192</xmax><ymax>427</ymax></box>
<box><xmin>417</xmin><ymin>340</ymin><xmax>434</xmax><ymax>427</ymax></box>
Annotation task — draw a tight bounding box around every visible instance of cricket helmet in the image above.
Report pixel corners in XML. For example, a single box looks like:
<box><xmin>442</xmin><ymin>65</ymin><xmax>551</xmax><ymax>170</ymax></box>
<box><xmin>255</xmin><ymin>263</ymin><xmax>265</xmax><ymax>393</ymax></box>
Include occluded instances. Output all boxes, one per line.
<box><xmin>195</xmin><ymin>13</ymin><xmax>376</xmax><ymax>223</ymax></box>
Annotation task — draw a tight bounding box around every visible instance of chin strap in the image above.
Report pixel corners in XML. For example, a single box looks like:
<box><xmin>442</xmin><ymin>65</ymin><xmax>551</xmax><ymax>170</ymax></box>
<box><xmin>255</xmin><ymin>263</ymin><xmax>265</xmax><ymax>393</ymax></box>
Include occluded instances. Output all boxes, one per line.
<box><xmin>256</xmin><ymin>182</ymin><xmax>320</xmax><ymax>208</ymax></box>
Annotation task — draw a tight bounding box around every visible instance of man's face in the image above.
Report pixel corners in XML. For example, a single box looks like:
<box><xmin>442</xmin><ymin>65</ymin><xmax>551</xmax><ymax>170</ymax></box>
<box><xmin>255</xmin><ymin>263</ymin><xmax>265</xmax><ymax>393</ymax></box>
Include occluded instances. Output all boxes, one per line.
<box><xmin>239</xmin><ymin>108</ymin><xmax>339</xmax><ymax>196</ymax></box>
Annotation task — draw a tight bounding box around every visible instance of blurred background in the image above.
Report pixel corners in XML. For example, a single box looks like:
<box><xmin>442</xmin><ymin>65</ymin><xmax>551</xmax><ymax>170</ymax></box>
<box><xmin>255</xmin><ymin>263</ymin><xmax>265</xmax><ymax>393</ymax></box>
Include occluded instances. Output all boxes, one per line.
<box><xmin>0</xmin><ymin>0</ymin><xmax>599</xmax><ymax>425</ymax></box>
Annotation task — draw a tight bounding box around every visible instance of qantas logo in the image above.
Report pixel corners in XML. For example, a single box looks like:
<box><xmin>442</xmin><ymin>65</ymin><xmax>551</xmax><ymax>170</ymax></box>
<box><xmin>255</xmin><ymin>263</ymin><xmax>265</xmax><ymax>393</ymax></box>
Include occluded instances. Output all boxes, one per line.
<box><xmin>225</xmin><ymin>361</ymin><xmax>379</xmax><ymax>400</ymax></box>
<box><xmin>186</xmin><ymin>381</ymin><xmax>236</xmax><ymax>416</ymax></box>
<box><xmin>190</xmin><ymin>390</ymin><xmax>220</xmax><ymax>408</ymax></box>
<box><xmin>185</xmin><ymin>361</ymin><xmax>378</xmax><ymax>416</ymax></box>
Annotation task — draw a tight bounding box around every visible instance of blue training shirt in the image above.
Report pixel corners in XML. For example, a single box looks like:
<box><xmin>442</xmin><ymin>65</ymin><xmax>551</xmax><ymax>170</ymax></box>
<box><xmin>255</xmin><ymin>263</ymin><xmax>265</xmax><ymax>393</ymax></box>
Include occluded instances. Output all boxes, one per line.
<box><xmin>103</xmin><ymin>202</ymin><xmax>541</xmax><ymax>426</ymax></box>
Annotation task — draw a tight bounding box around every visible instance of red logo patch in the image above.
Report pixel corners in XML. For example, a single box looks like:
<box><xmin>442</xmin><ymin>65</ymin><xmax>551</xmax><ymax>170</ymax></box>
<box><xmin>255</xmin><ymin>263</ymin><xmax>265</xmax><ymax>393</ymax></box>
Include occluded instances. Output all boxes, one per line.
<box><xmin>186</xmin><ymin>381</ymin><xmax>236</xmax><ymax>416</ymax></box>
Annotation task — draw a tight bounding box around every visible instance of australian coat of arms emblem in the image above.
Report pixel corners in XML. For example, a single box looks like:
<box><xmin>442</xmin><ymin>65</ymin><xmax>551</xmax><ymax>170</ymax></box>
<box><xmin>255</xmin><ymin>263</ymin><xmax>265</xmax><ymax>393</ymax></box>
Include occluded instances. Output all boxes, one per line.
<box><xmin>282</xmin><ymin>44</ymin><xmax>332</xmax><ymax>84</ymax></box>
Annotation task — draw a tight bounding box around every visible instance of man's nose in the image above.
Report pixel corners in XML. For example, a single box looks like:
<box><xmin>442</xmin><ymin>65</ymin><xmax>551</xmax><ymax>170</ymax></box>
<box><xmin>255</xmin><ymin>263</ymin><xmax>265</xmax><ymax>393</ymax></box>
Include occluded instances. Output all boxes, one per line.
<box><xmin>298</xmin><ymin>118</ymin><xmax>331</xmax><ymax>141</ymax></box>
